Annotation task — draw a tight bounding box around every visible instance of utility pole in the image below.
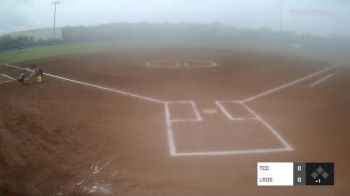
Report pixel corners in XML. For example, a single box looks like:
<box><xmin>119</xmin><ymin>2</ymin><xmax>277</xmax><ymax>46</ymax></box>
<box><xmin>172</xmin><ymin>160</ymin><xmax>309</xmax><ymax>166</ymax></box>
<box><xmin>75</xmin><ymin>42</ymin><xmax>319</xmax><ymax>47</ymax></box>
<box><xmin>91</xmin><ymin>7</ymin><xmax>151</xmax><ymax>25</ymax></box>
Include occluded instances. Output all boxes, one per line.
<box><xmin>52</xmin><ymin>1</ymin><xmax>61</xmax><ymax>39</ymax></box>
<box><xmin>279</xmin><ymin>0</ymin><xmax>283</xmax><ymax>33</ymax></box>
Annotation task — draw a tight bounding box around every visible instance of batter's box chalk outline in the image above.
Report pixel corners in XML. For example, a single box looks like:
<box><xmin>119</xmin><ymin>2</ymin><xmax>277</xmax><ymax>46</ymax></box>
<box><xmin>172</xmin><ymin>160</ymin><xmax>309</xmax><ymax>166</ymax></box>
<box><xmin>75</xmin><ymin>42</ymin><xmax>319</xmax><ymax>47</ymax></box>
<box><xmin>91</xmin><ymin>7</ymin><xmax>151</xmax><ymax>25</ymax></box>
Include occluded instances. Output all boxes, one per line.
<box><xmin>3</xmin><ymin>63</ymin><xmax>341</xmax><ymax>157</ymax></box>
<box><xmin>166</xmin><ymin>100</ymin><xmax>293</xmax><ymax>157</ymax></box>
<box><xmin>166</xmin><ymin>101</ymin><xmax>203</xmax><ymax>122</ymax></box>
<box><xmin>215</xmin><ymin>100</ymin><xmax>257</xmax><ymax>120</ymax></box>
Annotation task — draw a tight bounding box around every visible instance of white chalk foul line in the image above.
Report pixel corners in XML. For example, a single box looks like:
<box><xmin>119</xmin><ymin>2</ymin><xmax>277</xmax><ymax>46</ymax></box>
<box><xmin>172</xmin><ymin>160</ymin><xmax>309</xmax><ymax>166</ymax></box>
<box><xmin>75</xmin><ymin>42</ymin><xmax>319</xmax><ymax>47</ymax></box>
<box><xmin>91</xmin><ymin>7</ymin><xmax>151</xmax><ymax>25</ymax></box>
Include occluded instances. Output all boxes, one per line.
<box><xmin>1</xmin><ymin>63</ymin><xmax>297</xmax><ymax>157</ymax></box>
<box><xmin>2</xmin><ymin>64</ymin><xmax>165</xmax><ymax>104</ymax></box>
<box><xmin>242</xmin><ymin>63</ymin><xmax>341</xmax><ymax>103</ymax></box>
<box><xmin>309</xmin><ymin>71</ymin><xmax>340</xmax><ymax>88</ymax></box>
<box><xmin>1</xmin><ymin>73</ymin><xmax>16</xmax><ymax>80</ymax></box>
<box><xmin>2</xmin><ymin>64</ymin><xmax>180</xmax><ymax>156</ymax></box>
<box><xmin>0</xmin><ymin>80</ymin><xmax>14</xmax><ymax>85</ymax></box>
<box><xmin>0</xmin><ymin>74</ymin><xmax>16</xmax><ymax>85</ymax></box>
<box><xmin>45</xmin><ymin>73</ymin><xmax>165</xmax><ymax>104</ymax></box>
<box><xmin>173</xmin><ymin>147</ymin><xmax>291</xmax><ymax>157</ymax></box>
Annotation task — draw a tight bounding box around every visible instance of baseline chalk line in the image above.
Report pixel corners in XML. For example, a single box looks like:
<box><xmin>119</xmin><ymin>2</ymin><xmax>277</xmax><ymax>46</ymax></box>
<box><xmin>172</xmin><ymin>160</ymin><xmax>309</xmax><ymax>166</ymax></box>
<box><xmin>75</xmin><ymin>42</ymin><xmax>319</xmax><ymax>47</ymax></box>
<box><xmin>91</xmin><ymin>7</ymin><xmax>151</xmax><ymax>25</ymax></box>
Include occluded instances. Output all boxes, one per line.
<box><xmin>2</xmin><ymin>64</ymin><xmax>165</xmax><ymax>104</ymax></box>
<box><xmin>1</xmin><ymin>73</ymin><xmax>16</xmax><ymax>80</ymax></box>
<box><xmin>242</xmin><ymin>63</ymin><xmax>341</xmax><ymax>103</ymax></box>
<box><xmin>173</xmin><ymin>147</ymin><xmax>292</xmax><ymax>157</ymax></box>
<box><xmin>309</xmin><ymin>71</ymin><xmax>340</xmax><ymax>88</ymax></box>
<box><xmin>0</xmin><ymin>80</ymin><xmax>14</xmax><ymax>85</ymax></box>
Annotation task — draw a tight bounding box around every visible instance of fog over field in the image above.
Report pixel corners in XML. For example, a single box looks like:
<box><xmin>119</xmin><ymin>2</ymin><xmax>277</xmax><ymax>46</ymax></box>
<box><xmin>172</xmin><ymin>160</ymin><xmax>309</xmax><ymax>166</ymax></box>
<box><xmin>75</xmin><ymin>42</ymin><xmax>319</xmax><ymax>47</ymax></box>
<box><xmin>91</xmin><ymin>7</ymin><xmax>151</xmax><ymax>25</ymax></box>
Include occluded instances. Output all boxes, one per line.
<box><xmin>0</xmin><ymin>0</ymin><xmax>348</xmax><ymax>37</ymax></box>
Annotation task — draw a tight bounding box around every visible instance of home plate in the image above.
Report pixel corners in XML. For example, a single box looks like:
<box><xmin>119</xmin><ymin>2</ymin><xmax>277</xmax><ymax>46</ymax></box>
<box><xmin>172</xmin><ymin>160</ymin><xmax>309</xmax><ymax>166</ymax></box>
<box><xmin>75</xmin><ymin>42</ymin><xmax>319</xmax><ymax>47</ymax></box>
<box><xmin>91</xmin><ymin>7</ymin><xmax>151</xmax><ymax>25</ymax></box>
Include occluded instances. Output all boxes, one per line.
<box><xmin>202</xmin><ymin>109</ymin><xmax>218</xmax><ymax>114</ymax></box>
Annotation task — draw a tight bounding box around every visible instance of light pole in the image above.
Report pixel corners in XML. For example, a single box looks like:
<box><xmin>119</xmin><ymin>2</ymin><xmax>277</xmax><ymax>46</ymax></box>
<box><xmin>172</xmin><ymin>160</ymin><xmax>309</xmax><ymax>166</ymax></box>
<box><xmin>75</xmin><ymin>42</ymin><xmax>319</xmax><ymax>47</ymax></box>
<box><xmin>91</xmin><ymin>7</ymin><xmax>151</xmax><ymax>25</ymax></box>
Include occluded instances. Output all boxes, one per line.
<box><xmin>279</xmin><ymin>0</ymin><xmax>283</xmax><ymax>33</ymax></box>
<box><xmin>52</xmin><ymin>1</ymin><xmax>61</xmax><ymax>39</ymax></box>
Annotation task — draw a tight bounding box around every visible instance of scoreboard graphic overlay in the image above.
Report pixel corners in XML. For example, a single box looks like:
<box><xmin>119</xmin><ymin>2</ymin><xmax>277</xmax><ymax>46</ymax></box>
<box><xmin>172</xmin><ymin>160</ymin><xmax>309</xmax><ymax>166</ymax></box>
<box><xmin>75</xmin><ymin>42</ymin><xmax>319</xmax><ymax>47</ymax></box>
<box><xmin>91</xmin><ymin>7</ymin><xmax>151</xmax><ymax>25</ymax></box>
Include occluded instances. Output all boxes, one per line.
<box><xmin>257</xmin><ymin>162</ymin><xmax>334</xmax><ymax>186</ymax></box>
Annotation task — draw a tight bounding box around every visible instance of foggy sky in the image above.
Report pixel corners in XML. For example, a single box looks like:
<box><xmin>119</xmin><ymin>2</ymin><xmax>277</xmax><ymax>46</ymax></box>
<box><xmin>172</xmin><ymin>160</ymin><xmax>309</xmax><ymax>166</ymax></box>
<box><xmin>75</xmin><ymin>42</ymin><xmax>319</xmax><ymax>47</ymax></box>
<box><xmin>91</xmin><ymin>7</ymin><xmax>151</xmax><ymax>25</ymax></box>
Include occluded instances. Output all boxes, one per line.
<box><xmin>0</xmin><ymin>0</ymin><xmax>349</xmax><ymax>37</ymax></box>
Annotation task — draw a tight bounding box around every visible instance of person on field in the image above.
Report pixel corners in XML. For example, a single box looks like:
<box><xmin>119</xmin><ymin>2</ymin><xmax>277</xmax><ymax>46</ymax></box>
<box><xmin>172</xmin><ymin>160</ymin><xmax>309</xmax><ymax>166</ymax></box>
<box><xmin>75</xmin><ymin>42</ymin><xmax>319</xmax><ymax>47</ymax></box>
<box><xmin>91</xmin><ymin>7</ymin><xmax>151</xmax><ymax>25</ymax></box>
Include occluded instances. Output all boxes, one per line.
<box><xmin>18</xmin><ymin>69</ymin><xmax>28</xmax><ymax>86</ymax></box>
<box><xmin>31</xmin><ymin>65</ymin><xmax>44</xmax><ymax>83</ymax></box>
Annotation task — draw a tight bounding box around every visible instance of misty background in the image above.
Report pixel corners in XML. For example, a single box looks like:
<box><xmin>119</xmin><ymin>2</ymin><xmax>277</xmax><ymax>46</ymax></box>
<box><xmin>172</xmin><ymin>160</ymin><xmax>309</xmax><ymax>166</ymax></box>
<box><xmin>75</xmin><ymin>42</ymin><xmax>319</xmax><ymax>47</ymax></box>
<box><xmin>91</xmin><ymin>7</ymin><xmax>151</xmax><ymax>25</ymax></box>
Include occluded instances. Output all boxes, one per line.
<box><xmin>0</xmin><ymin>0</ymin><xmax>349</xmax><ymax>37</ymax></box>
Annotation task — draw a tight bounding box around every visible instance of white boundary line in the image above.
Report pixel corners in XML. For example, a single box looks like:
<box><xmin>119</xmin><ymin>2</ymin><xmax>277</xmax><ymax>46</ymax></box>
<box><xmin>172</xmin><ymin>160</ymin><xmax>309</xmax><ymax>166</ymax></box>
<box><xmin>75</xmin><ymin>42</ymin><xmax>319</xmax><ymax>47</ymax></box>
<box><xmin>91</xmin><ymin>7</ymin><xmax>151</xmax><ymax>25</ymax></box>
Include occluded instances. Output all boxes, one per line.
<box><xmin>309</xmin><ymin>71</ymin><xmax>340</xmax><ymax>88</ymax></box>
<box><xmin>2</xmin><ymin>64</ymin><xmax>165</xmax><ymax>104</ymax></box>
<box><xmin>186</xmin><ymin>60</ymin><xmax>217</xmax><ymax>68</ymax></box>
<box><xmin>215</xmin><ymin>101</ymin><xmax>257</xmax><ymax>121</ymax></box>
<box><xmin>189</xmin><ymin>101</ymin><xmax>203</xmax><ymax>121</ymax></box>
<box><xmin>169</xmin><ymin>63</ymin><xmax>341</xmax><ymax>156</ymax></box>
<box><xmin>1</xmin><ymin>63</ymin><xmax>180</xmax><ymax>156</ymax></box>
<box><xmin>145</xmin><ymin>59</ymin><xmax>217</xmax><ymax>69</ymax></box>
<box><xmin>166</xmin><ymin>99</ymin><xmax>292</xmax><ymax>157</ymax></box>
<box><xmin>164</xmin><ymin>101</ymin><xmax>206</xmax><ymax>156</ymax></box>
<box><xmin>215</xmin><ymin>101</ymin><xmax>234</xmax><ymax>120</ymax></box>
<box><xmin>173</xmin><ymin>147</ymin><xmax>291</xmax><ymax>157</ymax></box>
<box><xmin>44</xmin><ymin>72</ymin><xmax>165</xmax><ymax>104</ymax></box>
<box><xmin>0</xmin><ymin>80</ymin><xmax>14</xmax><ymax>85</ymax></box>
<box><xmin>1</xmin><ymin>63</ymin><xmax>338</xmax><ymax>157</ymax></box>
<box><xmin>241</xmin><ymin>102</ymin><xmax>293</xmax><ymax>150</ymax></box>
<box><xmin>0</xmin><ymin>74</ymin><xmax>16</xmax><ymax>85</ymax></box>
<box><xmin>168</xmin><ymin>100</ymin><xmax>293</xmax><ymax>157</ymax></box>
<box><xmin>167</xmin><ymin>101</ymin><xmax>203</xmax><ymax>122</ymax></box>
<box><xmin>164</xmin><ymin>102</ymin><xmax>177</xmax><ymax>155</ymax></box>
<box><xmin>242</xmin><ymin>63</ymin><xmax>341</xmax><ymax>103</ymax></box>
<box><xmin>1</xmin><ymin>73</ymin><xmax>16</xmax><ymax>80</ymax></box>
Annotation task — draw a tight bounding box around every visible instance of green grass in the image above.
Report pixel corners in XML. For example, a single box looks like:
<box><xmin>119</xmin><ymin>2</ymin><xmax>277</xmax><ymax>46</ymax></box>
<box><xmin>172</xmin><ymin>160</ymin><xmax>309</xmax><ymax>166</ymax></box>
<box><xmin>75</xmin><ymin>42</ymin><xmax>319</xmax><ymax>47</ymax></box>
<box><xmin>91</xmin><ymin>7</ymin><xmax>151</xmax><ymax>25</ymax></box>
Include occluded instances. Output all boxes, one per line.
<box><xmin>9</xmin><ymin>28</ymin><xmax>63</xmax><ymax>40</ymax></box>
<box><xmin>0</xmin><ymin>41</ymin><xmax>124</xmax><ymax>64</ymax></box>
<box><xmin>0</xmin><ymin>39</ymin><xmax>349</xmax><ymax>66</ymax></box>
<box><xmin>0</xmin><ymin>39</ymin><xmax>189</xmax><ymax>64</ymax></box>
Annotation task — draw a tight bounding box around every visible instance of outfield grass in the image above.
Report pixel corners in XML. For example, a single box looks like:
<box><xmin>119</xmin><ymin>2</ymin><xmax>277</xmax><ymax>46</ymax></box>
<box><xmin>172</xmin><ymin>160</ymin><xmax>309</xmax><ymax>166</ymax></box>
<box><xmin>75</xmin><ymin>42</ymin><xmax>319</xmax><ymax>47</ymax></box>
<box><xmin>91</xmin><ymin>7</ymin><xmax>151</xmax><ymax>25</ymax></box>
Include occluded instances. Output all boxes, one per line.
<box><xmin>0</xmin><ymin>40</ymin><xmax>199</xmax><ymax>64</ymax></box>
<box><xmin>0</xmin><ymin>39</ymin><xmax>349</xmax><ymax>65</ymax></box>
<box><xmin>9</xmin><ymin>28</ymin><xmax>63</xmax><ymax>40</ymax></box>
<box><xmin>0</xmin><ymin>41</ymin><xmax>123</xmax><ymax>64</ymax></box>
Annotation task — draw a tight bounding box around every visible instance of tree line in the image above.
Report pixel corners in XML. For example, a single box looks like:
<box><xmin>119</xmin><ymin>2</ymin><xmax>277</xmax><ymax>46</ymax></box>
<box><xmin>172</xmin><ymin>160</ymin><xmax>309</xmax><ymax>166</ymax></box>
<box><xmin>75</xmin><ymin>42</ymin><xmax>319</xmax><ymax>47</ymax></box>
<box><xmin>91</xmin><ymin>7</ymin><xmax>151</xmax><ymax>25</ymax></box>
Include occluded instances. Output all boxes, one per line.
<box><xmin>1</xmin><ymin>23</ymin><xmax>349</xmax><ymax>51</ymax></box>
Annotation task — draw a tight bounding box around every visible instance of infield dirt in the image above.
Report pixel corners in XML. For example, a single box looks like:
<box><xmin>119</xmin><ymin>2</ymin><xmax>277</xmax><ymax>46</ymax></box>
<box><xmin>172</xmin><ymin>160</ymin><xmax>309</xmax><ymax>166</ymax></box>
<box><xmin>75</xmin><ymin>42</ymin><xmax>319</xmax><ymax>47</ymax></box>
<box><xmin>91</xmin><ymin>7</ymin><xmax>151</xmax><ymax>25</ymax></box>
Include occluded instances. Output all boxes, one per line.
<box><xmin>0</xmin><ymin>48</ymin><xmax>349</xmax><ymax>195</ymax></box>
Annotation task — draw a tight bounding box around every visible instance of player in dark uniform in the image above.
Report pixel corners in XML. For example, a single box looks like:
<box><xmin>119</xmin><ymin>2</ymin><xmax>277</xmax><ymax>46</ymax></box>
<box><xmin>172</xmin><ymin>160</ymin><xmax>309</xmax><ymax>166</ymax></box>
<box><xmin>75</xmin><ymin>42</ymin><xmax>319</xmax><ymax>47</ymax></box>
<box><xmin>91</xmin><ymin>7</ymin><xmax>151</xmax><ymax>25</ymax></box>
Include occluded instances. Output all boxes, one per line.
<box><xmin>18</xmin><ymin>69</ymin><xmax>28</xmax><ymax>86</ymax></box>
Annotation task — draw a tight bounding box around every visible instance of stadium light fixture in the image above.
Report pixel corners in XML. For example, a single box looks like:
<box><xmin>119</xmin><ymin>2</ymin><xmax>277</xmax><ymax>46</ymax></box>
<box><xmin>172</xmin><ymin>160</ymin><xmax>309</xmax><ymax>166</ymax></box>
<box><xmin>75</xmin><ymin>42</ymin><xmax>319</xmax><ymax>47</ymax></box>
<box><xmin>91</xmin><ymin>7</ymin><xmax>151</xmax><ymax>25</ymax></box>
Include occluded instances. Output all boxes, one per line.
<box><xmin>52</xmin><ymin>1</ymin><xmax>61</xmax><ymax>39</ymax></box>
